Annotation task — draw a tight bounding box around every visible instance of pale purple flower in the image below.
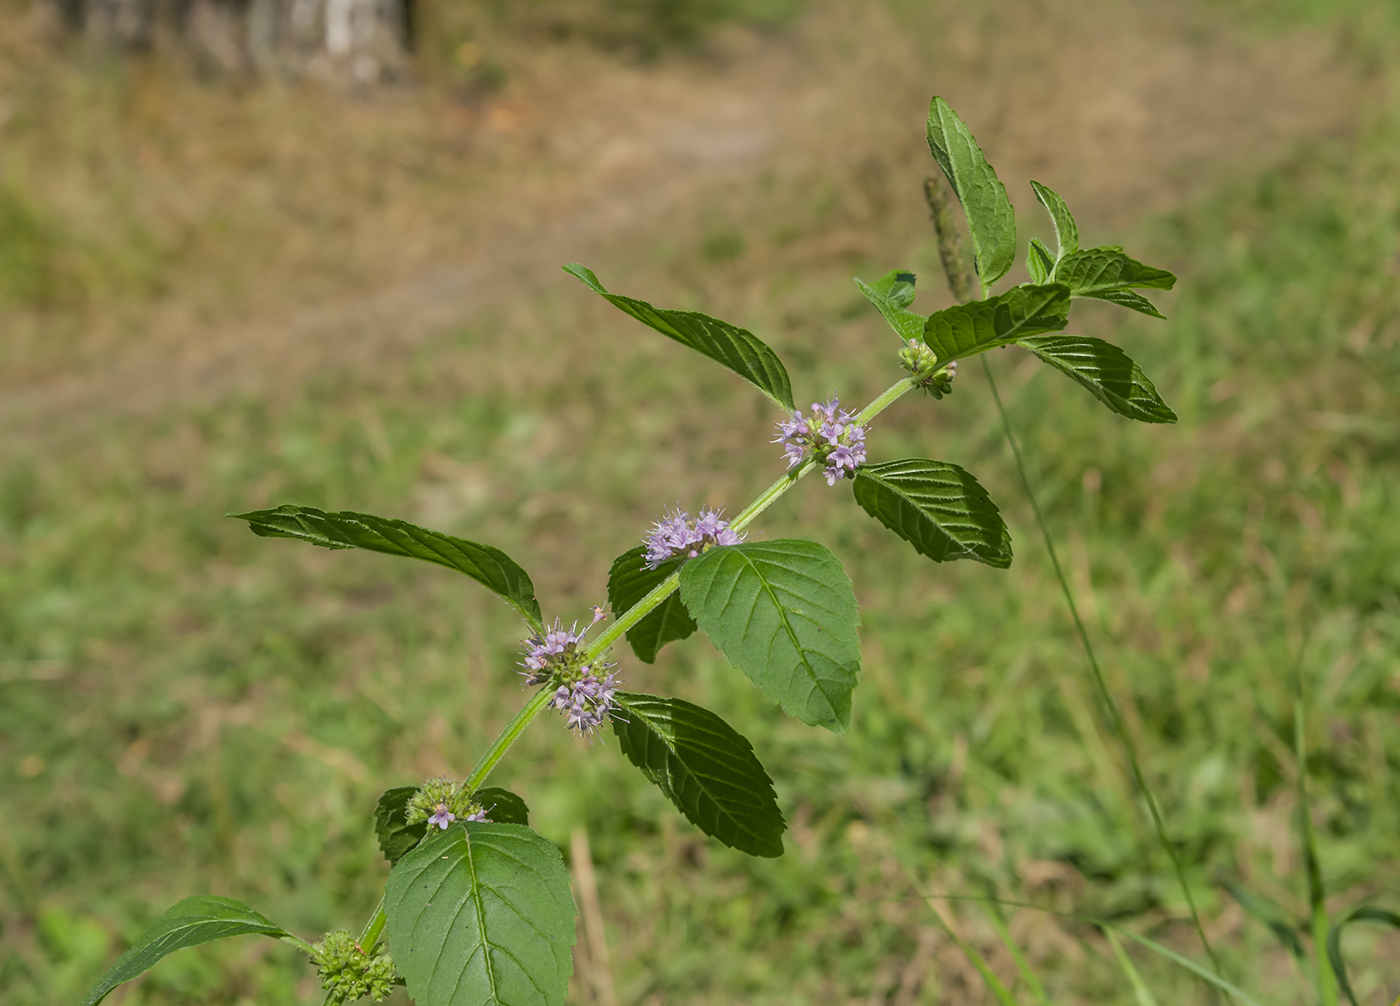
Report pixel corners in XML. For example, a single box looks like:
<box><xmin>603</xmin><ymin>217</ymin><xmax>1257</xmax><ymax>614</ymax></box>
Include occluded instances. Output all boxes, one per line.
<box><xmin>775</xmin><ymin>394</ymin><xmax>867</xmax><ymax>484</ymax></box>
<box><xmin>428</xmin><ymin>802</ymin><xmax>456</xmax><ymax>830</ymax></box>
<box><xmin>520</xmin><ymin>611</ymin><xmax>605</xmax><ymax>685</ymax></box>
<box><xmin>465</xmin><ymin>809</ymin><xmax>489</xmax><ymax>823</ymax></box>
<box><xmin>549</xmin><ymin>670</ymin><xmax>622</xmax><ymax>736</ymax></box>
<box><xmin>643</xmin><ymin>507</ymin><xmax>744</xmax><ymax>569</ymax></box>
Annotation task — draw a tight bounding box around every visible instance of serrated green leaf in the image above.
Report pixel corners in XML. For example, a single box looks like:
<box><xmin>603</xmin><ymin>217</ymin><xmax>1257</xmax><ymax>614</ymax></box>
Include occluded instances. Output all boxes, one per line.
<box><xmin>679</xmin><ymin>540</ymin><xmax>860</xmax><ymax>732</ymax></box>
<box><xmin>564</xmin><ymin>263</ymin><xmax>794</xmax><ymax>411</ymax></box>
<box><xmin>1055</xmin><ymin>246</ymin><xmax>1175</xmax><ymax>318</ymax></box>
<box><xmin>473</xmin><ymin>787</ymin><xmax>529</xmax><ymax>826</ymax></box>
<box><xmin>375</xmin><ymin>785</ymin><xmax>428</xmax><ymax>867</ymax></box>
<box><xmin>229</xmin><ymin>505</ymin><xmax>542</xmax><ymax>631</ymax></box>
<box><xmin>922</xmin><ymin>283</ymin><xmax>1070</xmax><ymax>364</ymax></box>
<box><xmin>854</xmin><ymin>270</ymin><xmax>925</xmax><ymax>342</ymax></box>
<box><xmin>1327</xmin><ymin>905</ymin><xmax>1400</xmax><ymax>1006</ymax></box>
<box><xmin>1027</xmin><ymin>238</ymin><xmax>1054</xmax><ymax>285</ymax></box>
<box><xmin>607</xmin><ymin>546</ymin><xmax>695</xmax><ymax>664</ymax></box>
<box><xmin>613</xmin><ymin>692</ymin><xmax>785</xmax><ymax>858</ymax></box>
<box><xmin>1020</xmin><ymin>335</ymin><xmax>1177</xmax><ymax>424</ymax></box>
<box><xmin>385</xmin><ymin>823</ymin><xmax>575</xmax><ymax>1006</ymax></box>
<box><xmin>1029</xmin><ymin>180</ymin><xmax>1079</xmax><ymax>258</ymax></box>
<box><xmin>926</xmin><ymin>97</ymin><xmax>1017</xmax><ymax>291</ymax></box>
<box><xmin>852</xmin><ymin>459</ymin><xmax>1012</xmax><ymax>568</ymax></box>
<box><xmin>82</xmin><ymin>896</ymin><xmax>300</xmax><ymax>1006</ymax></box>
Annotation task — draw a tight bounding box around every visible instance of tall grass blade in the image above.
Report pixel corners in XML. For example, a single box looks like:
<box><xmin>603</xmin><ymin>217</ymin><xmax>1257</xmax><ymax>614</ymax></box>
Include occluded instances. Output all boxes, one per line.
<box><xmin>981</xmin><ymin>357</ymin><xmax>1222</xmax><ymax>978</ymax></box>
<box><xmin>1295</xmin><ymin>689</ymin><xmax>1340</xmax><ymax>1006</ymax></box>
<box><xmin>1327</xmin><ymin>906</ymin><xmax>1400</xmax><ymax>1006</ymax></box>
<box><xmin>921</xmin><ymin>896</ymin><xmax>1021</xmax><ymax>1006</ymax></box>
<box><xmin>1104</xmin><ymin>927</ymin><xmax>1160</xmax><ymax>1006</ymax></box>
<box><xmin>983</xmin><ymin>901</ymin><xmax>1051</xmax><ymax>1006</ymax></box>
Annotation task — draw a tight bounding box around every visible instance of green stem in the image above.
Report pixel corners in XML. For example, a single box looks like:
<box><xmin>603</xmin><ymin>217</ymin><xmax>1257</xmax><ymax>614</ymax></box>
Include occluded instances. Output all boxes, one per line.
<box><xmin>982</xmin><ymin>356</ymin><xmax>1222</xmax><ymax>979</ymax></box>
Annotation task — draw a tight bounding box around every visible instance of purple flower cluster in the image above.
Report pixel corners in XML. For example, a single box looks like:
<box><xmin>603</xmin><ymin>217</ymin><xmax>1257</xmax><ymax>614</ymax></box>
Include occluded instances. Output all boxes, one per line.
<box><xmin>643</xmin><ymin>507</ymin><xmax>744</xmax><ymax>569</ymax></box>
<box><xmin>519</xmin><ymin>607</ymin><xmax>606</xmax><ymax>686</ymax></box>
<box><xmin>774</xmin><ymin>396</ymin><xmax>868</xmax><ymax>485</ymax></box>
<box><xmin>427</xmin><ymin>801</ymin><xmax>488</xmax><ymax>829</ymax></box>
<box><xmin>549</xmin><ymin>670</ymin><xmax>622</xmax><ymax>736</ymax></box>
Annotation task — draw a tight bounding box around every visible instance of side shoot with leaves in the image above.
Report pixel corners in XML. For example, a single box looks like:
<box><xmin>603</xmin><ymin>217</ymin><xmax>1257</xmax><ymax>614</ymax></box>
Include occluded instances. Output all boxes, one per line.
<box><xmin>98</xmin><ymin>95</ymin><xmax>1382</xmax><ymax>1006</ymax></box>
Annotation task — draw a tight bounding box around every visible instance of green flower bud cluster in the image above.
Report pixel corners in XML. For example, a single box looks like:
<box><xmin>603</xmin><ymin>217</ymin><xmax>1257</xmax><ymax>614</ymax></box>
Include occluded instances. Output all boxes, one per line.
<box><xmin>310</xmin><ymin>930</ymin><xmax>398</xmax><ymax>1003</ymax></box>
<box><xmin>404</xmin><ymin>777</ymin><xmax>487</xmax><ymax>830</ymax></box>
<box><xmin>898</xmin><ymin>339</ymin><xmax>956</xmax><ymax>398</ymax></box>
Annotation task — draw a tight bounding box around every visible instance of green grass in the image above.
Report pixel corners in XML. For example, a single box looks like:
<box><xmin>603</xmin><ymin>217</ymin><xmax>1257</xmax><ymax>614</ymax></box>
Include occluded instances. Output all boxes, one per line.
<box><xmin>4</xmin><ymin>11</ymin><xmax>1400</xmax><ymax>1006</ymax></box>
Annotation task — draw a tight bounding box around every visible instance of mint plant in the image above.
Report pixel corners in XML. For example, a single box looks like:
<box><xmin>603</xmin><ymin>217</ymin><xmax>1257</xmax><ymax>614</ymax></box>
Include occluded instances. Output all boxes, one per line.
<box><xmin>83</xmin><ymin>96</ymin><xmax>1194</xmax><ymax>1006</ymax></box>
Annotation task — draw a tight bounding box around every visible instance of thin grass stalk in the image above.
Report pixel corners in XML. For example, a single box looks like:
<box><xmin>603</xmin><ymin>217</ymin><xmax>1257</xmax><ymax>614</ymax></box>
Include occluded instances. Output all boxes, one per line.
<box><xmin>1104</xmin><ymin>927</ymin><xmax>1162</xmax><ymax>1006</ymax></box>
<box><xmin>1294</xmin><ymin>681</ymin><xmax>1339</xmax><ymax>1006</ymax></box>
<box><xmin>920</xmin><ymin>170</ymin><xmax>1221</xmax><ymax>979</ymax></box>
<box><xmin>983</xmin><ymin>901</ymin><xmax>1051</xmax><ymax>1006</ymax></box>
<box><xmin>920</xmin><ymin>894</ymin><xmax>1021</xmax><ymax>1006</ymax></box>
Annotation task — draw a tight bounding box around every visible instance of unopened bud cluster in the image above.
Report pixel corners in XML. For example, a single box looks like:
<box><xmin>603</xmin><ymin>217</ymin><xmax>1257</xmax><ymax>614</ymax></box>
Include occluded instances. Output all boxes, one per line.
<box><xmin>405</xmin><ymin>778</ymin><xmax>488</xmax><ymax>830</ymax></box>
<box><xmin>520</xmin><ymin>610</ymin><xmax>620</xmax><ymax>736</ymax></box>
<box><xmin>643</xmin><ymin>507</ymin><xmax>744</xmax><ymax>569</ymax></box>
<box><xmin>310</xmin><ymin>930</ymin><xmax>398</xmax><ymax>1003</ymax></box>
<box><xmin>774</xmin><ymin>396</ymin><xmax>868</xmax><ymax>485</ymax></box>
<box><xmin>899</xmin><ymin>340</ymin><xmax>957</xmax><ymax>398</ymax></box>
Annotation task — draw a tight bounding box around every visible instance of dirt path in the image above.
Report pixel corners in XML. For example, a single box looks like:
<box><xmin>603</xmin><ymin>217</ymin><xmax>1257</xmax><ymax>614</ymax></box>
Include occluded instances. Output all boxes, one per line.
<box><xmin>0</xmin><ymin>0</ymin><xmax>1362</xmax><ymax>443</ymax></box>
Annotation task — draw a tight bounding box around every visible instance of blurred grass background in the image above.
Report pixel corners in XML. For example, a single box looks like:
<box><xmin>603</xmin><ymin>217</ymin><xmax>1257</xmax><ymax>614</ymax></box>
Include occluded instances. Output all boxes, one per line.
<box><xmin>2</xmin><ymin>0</ymin><xmax>1399</xmax><ymax>1003</ymax></box>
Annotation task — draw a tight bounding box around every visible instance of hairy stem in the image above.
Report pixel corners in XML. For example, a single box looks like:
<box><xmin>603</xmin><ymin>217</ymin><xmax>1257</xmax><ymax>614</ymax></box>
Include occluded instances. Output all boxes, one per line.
<box><xmin>982</xmin><ymin>357</ymin><xmax>1221</xmax><ymax>978</ymax></box>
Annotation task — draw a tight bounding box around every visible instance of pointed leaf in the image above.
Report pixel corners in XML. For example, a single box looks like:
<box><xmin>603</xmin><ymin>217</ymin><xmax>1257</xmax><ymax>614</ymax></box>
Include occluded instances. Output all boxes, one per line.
<box><xmin>375</xmin><ymin>785</ymin><xmax>428</xmax><ymax>867</ymax></box>
<box><xmin>922</xmin><ymin>283</ymin><xmax>1070</xmax><ymax>364</ymax></box>
<box><xmin>852</xmin><ymin>459</ymin><xmax>1012</xmax><ymax>568</ymax></box>
<box><xmin>607</xmin><ymin>546</ymin><xmax>695</xmax><ymax>664</ymax></box>
<box><xmin>385</xmin><ymin>823</ymin><xmax>575</xmax><ymax>1006</ymax></box>
<box><xmin>926</xmin><ymin>97</ymin><xmax>1017</xmax><ymax>290</ymax></box>
<box><xmin>613</xmin><ymin>692</ymin><xmax>785</xmax><ymax>858</ymax></box>
<box><xmin>1027</xmin><ymin>238</ymin><xmax>1054</xmax><ymax>285</ymax></box>
<box><xmin>1020</xmin><ymin>336</ymin><xmax>1177</xmax><ymax>424</ymax></box>
<box><xmin>1327</xmin><ymin>905</ymin><xmax>1400</xmax><ymax>1006</ymax></box>
<box><xmin>854</xmin><ymin>270</ymin><xmax>925</xmax><ymax>342</ymax></box>
<box><xmin>82</xmin><ymin>896</ymin><xmax>301</xmax><ymax>1006</ymax></box>
<box><xmin>564</xmin><ymin>263</ymin><xmax>794</xmax><ymax>411</ymax></box>
<box><xmin>1055</xmin><ymin>246</ymin><xmax>1175</xmax><ymax>318</ymax></box>
<box><xmin>679</xmin><ymin>540</ymin><xmax>860</xmax><ymax>732</ymax></box>
<box><xmin>229</xmin><ymin>505</ymin><xmax>542</xmax><ymax>631</ymax></box>
<box><xmin>1029</xmin><ymin>180</ymin><xmax>1079</xmax><ymax>258</ymax></box>
<box><xmin>473</xmin><ymin>787</ymin><xmax>530</xmax><ymax>826</ymax></box>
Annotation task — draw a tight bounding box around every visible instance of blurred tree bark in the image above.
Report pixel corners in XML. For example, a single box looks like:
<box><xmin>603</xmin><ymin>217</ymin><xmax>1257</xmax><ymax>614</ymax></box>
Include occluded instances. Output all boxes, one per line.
<box><xmin>51</xmin><ymin>0</ymin><xmax>413</xmax><ymax>80</ymax></box>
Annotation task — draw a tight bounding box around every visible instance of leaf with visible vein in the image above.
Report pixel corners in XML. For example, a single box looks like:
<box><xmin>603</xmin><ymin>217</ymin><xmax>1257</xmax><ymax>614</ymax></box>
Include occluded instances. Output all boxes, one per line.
<box><xmin>926</xmin><ymin>97</ymin><xmax>1018</xmax><ymax>290</ymax></box>
<box><xmin>854</xmin><ymin>269</ymin><xmax>925</xmax><ymax>342</ymax></box>
<box><xmin>922</xmin><ymin>283</ymin><xmax>1070</xmax><ymax>364</ymax></box>
<box><xmin>679</xmin><ymin>540</ymin><xmax>860</xmax><ymax>732</ymax></box>
<box><xmin>1054</xmin><ymin>246</ymin><xmax>1176</xmax><ymax>318</ymax></box>
<box><xmin>385</xmin><ymin>823</ymin><xmax>575</xmax><ymax>1006</ymax></box>
<box><xmin>375</xmin><ymin>785</ymin><xmax>427</xmax><ymax>866</ymax></box>
<box><xmin>613</xmin><ymin>692</ymin><xmax>785</xmax><ymax>857</ymax></box>
<box><xmin>1020</xmin><ymin>336</ymin><xmax>1177</xmax><ymax>424</ymax></box>
<box><xmin>1027</xmin><ymin>238</ymin><xmax>1055</xmax><ymax>285</ymax></box>
<box><xmin>229</xmin><ymin>505</ymin><xmax>542</xmax><ymax>630</ymax></box>
<box><xmin>564</xmin><ymin>263</ymin><xmax>794</xmax><ymax>410</ymax></box>
<box><xmin>82</xmin><ymin>896</ymin><xmax>302</xmax><ymax>1006</ymax></box>
<box><xmin>852</xmin><ymin>459</ymin><xmax>1012</xmax><ymax>568</ymax></box>
<box><xmin>1029</xmin><ymin>180</ymin><xmax>1079</xmax><ymax>258</ymax></box>
<box><xmin>607</xmin><ymin>546</ymin><xmax>695</xmax><ymax>663</ymax></box>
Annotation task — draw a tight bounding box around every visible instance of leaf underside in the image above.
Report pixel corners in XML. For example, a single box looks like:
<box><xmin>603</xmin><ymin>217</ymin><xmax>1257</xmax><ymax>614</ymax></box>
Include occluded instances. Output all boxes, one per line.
<box><xmin>852</xmin><ymin>459</ymin><xmax>1013</xmax><ymax>568</ymax></box>
<box><xmin>1020</xmin><ymin>335</ymin><xmax>1177</xmax><ymax>424</ymax></box>
<box><xmin>229</xmin><ymin>505</ymin><xmax>542</xmax><ymax>630</ymax></box>
<box><xmin>564</xmin><ymin>263</ymin><xmax>794</xmax><ymax>411</ymax></box>
<box><xmin>922</xmin><ymin>283</ymin><xmax>1071</xmax><ymax>364</ymax></box>
<box><xmin>613</xmin><ymin>692</ymin><xmax>786</xmax><ymax>858</ymax></box>
<box><xmin>385</xmin><ymin>823</ymin><xmax>576</xmax><ymax>1006</ymax></box>
<box><xmin>926</xmin><ymin>97</ymin><xmax>1018</xmax><ymax>290</ymax></box>
<box><xmin>679</xmin><ymin>540</ymin><xmax>861</xmax><ymax>732</ymax></box>
<box><xmin>82</xmin><ymin>896</ymin><xmax>290</xmax><ymax>1006</ymax></box>
<box><xmin>606</xmin><ymin>546</ymin><xmax>695</xmax><ymax>664</ymax></box>
<box><xmin>855</xmin><ymin>269</ymin><xmax>925</xmax><ymax>342</ymax></box>
<box><xmin>1026</xmin><ymin>238</ymin><xmax>1055</xmax><ymax>286</ymax></box>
